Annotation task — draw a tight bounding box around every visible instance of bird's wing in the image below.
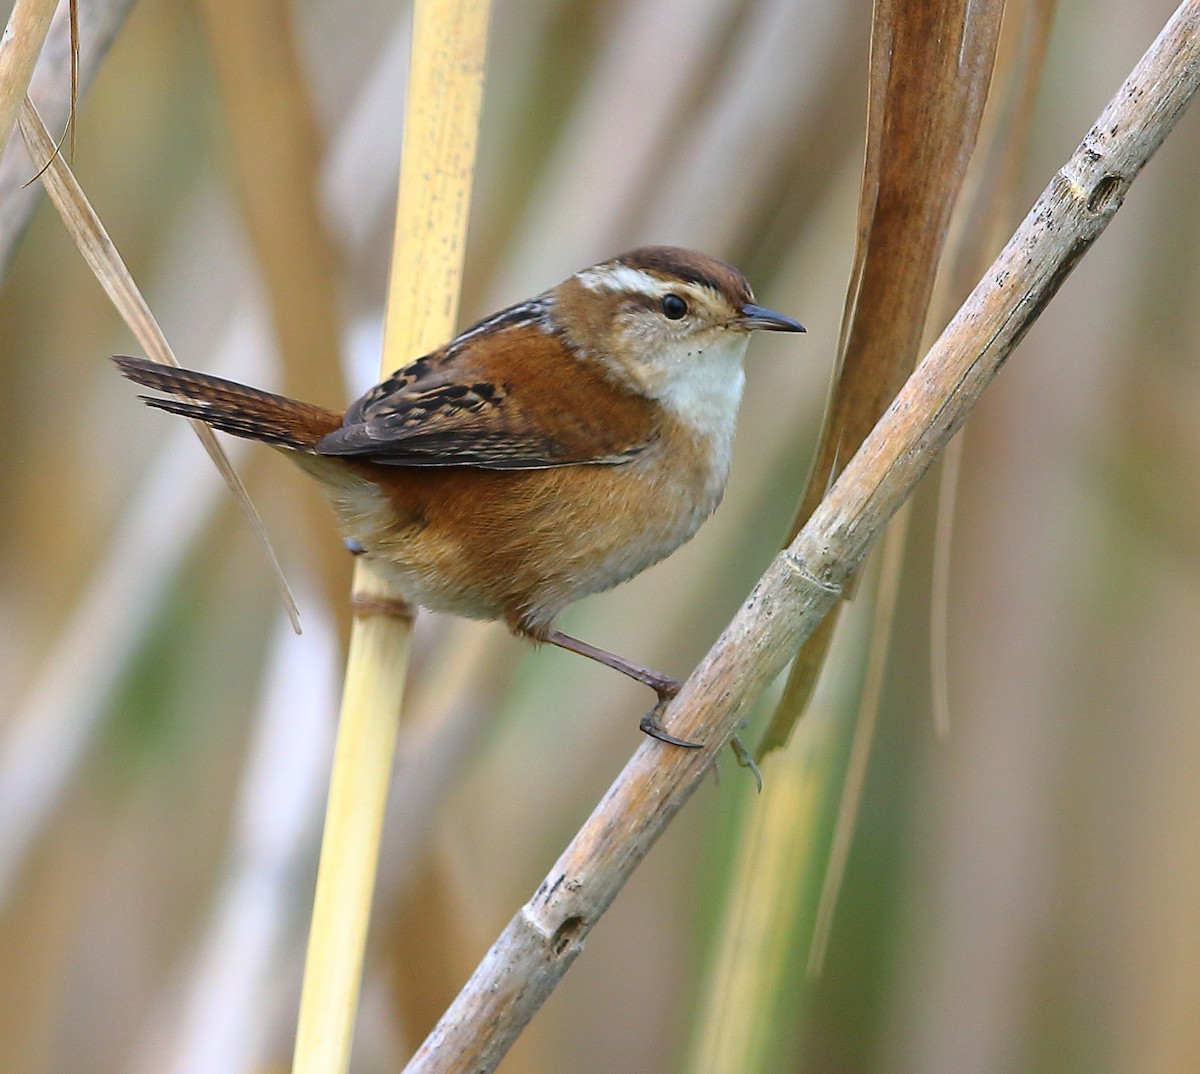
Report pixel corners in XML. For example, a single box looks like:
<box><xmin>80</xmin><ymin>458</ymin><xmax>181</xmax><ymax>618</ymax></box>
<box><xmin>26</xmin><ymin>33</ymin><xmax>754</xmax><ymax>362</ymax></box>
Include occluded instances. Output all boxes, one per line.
<box><xmin>316</xmin><ymin>305</ymin><xmax>658</xmax><ymax>469</ymax></box>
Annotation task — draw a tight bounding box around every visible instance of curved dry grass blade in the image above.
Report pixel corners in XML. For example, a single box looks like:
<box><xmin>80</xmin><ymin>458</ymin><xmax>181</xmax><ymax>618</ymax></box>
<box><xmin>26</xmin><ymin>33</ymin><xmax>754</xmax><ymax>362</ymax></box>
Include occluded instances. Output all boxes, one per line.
<box><xmin>68</xmin><ymin>0</ymin><xmax>77</xmax><ymax>155</ymax></box>
<box><xmin>808</xmin><ymin>0</ymin><xmax>1063</xmax><ymax>977</ymax></box>
<box><xmin>400</xmin><ymin>5</ymin><xmax>1200</xmax><ymax>1067</ymax></box>
<box><xmin>0</xmin><ymin>5</ymin><xmax>410</xmax><ymax>913</ymax></box>
<box><xmin>290</xmin><ymin>3</ymin><xmax>491</xmax><ymax>1072</ymax></box>
<box><xmin>758</xmin><ymin>0</ymin><xmax>1005</xmax><ymax>757</ymax></box>
<box><xmin>16</xmin><ymin>95</ymin><xmax>301</xmax><ymax>633</ymax></box>
<box><xmin>0</xmin><ymin>0</ymin><xmax>57</xmax><ymax>156</ymax></box>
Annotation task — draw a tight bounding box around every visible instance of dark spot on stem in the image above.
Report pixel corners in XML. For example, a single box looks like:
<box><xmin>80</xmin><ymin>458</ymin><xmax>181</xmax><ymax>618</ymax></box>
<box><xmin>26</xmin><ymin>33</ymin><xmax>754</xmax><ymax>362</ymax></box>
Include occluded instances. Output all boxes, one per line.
<box><xmin>1088</xmin><ymin>174</ymin><xmax>1123</xmax><ymax>214</ymax></box>
<box><xmin>551</xmin><ymin>915</ymin><xmax>586</xmax><ymax>957</ymax></box>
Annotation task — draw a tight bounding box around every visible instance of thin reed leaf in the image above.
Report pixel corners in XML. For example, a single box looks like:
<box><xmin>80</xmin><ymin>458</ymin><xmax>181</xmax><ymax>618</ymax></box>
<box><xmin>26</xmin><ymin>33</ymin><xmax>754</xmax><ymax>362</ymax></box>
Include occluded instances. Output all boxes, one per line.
<box><xmin>806</xmin><ymin>501</ymin><xmax>910</xmax><ymax>977</ymax></box>
<box><xmin>808</xmin><ymin>0</ymin><xmax>1061</xmax><ymax>979</ymax></box>
<box><xmin>930</xmin><ymin>437</ymin><xmax>963</xmax><ymax>736</ymax></box>
<box><xmin>930</xmin><ymin>0</ymin><xmax>1059</xmax><ymax>735</ymax></box>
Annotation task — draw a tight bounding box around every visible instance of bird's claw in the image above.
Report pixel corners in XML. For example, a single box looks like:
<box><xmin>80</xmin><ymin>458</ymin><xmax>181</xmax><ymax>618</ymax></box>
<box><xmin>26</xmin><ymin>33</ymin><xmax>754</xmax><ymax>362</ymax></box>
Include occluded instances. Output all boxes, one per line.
<box><xmin>639</xmin><ymin>697</ymin><xmax>702</xmax><ymax>749</ymax></box>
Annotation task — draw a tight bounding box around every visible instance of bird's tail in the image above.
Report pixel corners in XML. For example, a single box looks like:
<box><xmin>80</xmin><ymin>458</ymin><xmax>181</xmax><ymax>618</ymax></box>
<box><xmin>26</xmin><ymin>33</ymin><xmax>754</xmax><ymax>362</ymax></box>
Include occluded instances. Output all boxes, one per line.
<box><xmin>114</xmin><ymin>356</ymin><xmax>342</xmax><ymax>451</ymax></box>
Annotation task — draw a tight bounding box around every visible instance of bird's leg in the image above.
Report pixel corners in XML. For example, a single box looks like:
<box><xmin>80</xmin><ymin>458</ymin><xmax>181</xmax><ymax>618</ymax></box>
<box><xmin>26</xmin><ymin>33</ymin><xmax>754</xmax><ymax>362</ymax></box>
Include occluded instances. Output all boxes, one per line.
<box><xmin>542</xmin><ymin>629</ymin><xmax>700</xmax><ymax>749</ymax></box>
<box><xmin>543</xmin><ymin>629</ymin><xmax>680</xmax><ymax>697</ymax></box>
<box><xmin>543</xmin><ymin>630</ymin><xmax>764</xmax><ymax>786</ymax></box>
<box><xmin>540</xmin><ymin>630</ymin><xmax>761</xmax><ymax>785</ymax></box>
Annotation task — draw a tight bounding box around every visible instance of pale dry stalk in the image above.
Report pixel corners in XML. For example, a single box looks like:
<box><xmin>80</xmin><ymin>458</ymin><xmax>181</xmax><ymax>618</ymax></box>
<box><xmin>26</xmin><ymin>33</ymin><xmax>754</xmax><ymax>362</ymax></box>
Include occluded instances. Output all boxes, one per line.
<box><xmin>290</xmin><ymin>3</ymin><xmax>491</xmax><ymax>1073</ymax></box>
<box><xmin>0</xmin><ymin>0</ymin><xmax>136</xmax><ymax>276</ymax></box>
<box><xmin>401</xmin><ymin>3</ymin><xmax>1200</xmax><ymax>1070</ymax></box>
<box><xmin>0</xmin><ymin>0</ymin><xmax>58</xmax><ymax>155</ymax></box>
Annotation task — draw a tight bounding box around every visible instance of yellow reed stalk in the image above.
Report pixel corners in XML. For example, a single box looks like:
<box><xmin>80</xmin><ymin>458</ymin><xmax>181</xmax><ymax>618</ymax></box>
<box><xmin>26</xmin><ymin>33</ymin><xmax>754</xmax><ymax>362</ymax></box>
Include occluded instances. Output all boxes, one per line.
<box><xmin>290</xmin><ymin>3</ymin><xmax>491</xmax><ymax>1072</ymax></box>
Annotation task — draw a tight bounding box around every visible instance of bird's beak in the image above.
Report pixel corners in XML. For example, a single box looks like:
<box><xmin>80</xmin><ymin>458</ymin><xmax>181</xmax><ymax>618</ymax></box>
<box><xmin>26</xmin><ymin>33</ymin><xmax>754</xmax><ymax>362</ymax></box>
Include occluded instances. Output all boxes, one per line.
<box><xmin>738</xmin><ymin>303</ymin><xmax>806</xmax><ymax>333</ymax></box>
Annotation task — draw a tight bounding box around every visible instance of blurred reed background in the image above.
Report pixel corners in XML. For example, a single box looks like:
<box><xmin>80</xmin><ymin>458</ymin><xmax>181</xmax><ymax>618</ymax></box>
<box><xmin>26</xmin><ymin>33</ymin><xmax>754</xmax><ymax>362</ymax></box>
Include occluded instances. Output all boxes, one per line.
<box><xmin>1</xmin><ymin>0</ymin><xmax>1199</xmax><ymax>1072</ymax></box>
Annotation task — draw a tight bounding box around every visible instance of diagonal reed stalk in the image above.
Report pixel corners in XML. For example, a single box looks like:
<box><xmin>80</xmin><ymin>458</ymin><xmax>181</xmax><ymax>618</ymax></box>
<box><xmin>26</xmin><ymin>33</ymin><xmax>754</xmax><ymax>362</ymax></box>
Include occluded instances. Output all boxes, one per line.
<box><xmin>289</xmin><ymin>3</ymin><xmax>491</xmax><ymax>1072</ymax></box>
<box><xmin>399</xmin><ymin>3</ymin><xmax>1200</xmax><ymax>1069</ymax></box>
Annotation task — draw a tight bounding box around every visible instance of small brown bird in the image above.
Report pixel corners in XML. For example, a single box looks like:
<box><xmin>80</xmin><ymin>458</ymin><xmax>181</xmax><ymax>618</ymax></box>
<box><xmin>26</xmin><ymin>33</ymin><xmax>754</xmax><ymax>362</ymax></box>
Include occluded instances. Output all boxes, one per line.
<box><xmin>116</xmin><ymin>246</ymin><xmax>803</xmax><ymax>748</ymax></box>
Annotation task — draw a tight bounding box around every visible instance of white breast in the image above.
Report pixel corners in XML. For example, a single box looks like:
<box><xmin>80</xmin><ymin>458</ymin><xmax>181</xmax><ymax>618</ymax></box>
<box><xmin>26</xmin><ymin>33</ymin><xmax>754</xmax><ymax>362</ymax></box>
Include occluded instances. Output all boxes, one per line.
<box><xmin>654</xmin><ymin>332</ymin><xmax>748</xmax><ymax>478</ymax></box>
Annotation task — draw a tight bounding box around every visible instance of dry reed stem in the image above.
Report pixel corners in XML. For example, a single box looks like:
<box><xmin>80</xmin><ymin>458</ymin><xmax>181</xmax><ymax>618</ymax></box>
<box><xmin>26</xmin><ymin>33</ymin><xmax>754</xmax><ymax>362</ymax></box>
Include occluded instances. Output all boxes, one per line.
<box><xmin>401</xmin><ymin>4</ymin><xmax>1200</xmax><ymax>1069</ymax></box>
<box><xmin>0</xmin><ymin>0</ymin><xmax>134</xmax><ymax>278</ymax></box>
<box><xmin>290</xmin><ymin>3</ymin><xmax>491</xmax><ymax>1072</ymax></box>
<box><xmin>0</xmin><ymin>0</ymin><xmax>57</xmax><ymax>156</ymax></box>
<box><xmin>16</xmin><ymin>96</ymin><xmax>301</xmax><ymax>631</ymax></box>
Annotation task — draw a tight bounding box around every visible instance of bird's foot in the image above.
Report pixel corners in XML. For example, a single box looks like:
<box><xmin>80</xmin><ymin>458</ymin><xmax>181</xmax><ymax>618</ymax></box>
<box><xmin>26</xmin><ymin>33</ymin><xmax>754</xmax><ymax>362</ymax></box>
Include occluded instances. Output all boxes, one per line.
<box><xmin>638</xmin><ymin>680</ymin><xmax>703</xmax><ymax>749</ymax></box>
<box><xmin>728</xmin><ymin>732</ymin><xmax>763</xmax><ymax>792</ymax></box>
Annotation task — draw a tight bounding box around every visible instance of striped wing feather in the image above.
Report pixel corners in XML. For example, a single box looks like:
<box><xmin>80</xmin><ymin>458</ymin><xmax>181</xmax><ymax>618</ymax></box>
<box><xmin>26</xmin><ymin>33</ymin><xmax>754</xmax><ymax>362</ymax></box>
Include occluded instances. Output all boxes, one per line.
<box><xmin>317</xmin><ymin>318</ymin><xmax>658</xmax><ymax>470</ymax></box>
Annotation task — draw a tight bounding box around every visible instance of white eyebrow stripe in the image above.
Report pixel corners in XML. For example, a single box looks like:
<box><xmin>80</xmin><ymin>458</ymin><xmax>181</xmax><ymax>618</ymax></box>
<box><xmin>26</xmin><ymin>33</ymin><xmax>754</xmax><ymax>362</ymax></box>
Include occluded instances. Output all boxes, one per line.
<box><xmin>575</xmin><ymin>263</ymin><xmax>671</xmax><ymax>298</ymax></box>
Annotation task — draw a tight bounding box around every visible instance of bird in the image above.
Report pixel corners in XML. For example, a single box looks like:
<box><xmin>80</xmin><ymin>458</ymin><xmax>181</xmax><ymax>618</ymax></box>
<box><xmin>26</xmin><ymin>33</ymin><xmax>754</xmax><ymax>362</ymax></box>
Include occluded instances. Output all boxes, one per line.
<box><xmin>115</xmin><ymin>245</ymin><xmax>804</xmax><ymax>751</ymax></box>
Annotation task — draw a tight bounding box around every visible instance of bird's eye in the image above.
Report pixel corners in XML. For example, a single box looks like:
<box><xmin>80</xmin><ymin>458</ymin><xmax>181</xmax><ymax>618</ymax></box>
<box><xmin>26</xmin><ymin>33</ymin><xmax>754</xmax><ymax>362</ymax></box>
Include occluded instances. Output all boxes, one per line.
<box><xmin>661</xmin><ymin>294</ymin><xmax>688</xmax><ymax>320</ymax></box>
